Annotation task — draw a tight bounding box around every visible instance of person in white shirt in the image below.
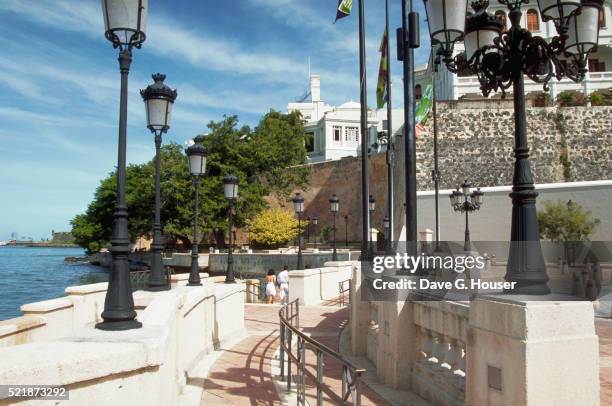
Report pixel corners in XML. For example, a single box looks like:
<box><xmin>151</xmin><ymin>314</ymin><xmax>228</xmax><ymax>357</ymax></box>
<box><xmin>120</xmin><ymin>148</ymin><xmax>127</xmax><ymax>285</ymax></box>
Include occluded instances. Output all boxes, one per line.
<box><xmin>277</xmin><ymin>266</ymin><xmax>289</xmax><ymax>305</ymax></box>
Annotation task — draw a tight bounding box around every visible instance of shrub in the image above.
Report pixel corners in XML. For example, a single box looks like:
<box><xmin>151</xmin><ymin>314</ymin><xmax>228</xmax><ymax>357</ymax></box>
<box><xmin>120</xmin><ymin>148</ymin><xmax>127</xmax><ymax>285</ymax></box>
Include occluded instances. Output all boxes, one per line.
<box><xmin>589</xmin><ymin>88</ymin><xmax>612</xmax><ymax>106</ymax></box>
<box><xmin>246</xmin><ymin>208</ymin><xmax>301</xmax><ymax>249</ymax></box>
<box><xmin>538</xmin><ymin>200</ymin><xmax>600</xmax><ymax>242</ymax></box>
<box><xmin>555</xmin><ymin>90</ymin><xmax>585</xmax><ymax>107</ymax></box>
<box><xmin>529</xmin><ymin>91</ymin><xmax>553</xmax><ymax>107</ymax></box>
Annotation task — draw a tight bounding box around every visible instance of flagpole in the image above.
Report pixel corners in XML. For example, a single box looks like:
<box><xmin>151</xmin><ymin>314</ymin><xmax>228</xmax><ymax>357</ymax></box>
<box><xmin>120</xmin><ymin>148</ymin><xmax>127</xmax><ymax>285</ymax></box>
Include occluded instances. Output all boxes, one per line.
<box><xmin>358</xmin><ymin>0</ymin><xmax>370</xmax><ymax>260</ymax></box>
<box><xmin>402</xmin><ymin>0</ymin><xmax>419</xmax><ymax>253</ymax></box>
<box><xmin>385</xmin><ymin>0</ymin><xmax>394</xmax><ymax>253</ymax></box>
<box><xmin>433</xmin><ymin>50</ymin><xmax>441</xmax><ymax>252</ymax></box>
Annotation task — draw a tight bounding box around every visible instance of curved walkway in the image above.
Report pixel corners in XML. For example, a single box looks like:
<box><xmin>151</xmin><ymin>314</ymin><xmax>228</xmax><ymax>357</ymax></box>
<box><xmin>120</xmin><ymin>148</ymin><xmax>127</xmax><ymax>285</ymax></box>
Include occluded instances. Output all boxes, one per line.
<box><xmin>201</xmin><ymin>304</ymin><xmax>389</xmax><ymax>405</ymax></box>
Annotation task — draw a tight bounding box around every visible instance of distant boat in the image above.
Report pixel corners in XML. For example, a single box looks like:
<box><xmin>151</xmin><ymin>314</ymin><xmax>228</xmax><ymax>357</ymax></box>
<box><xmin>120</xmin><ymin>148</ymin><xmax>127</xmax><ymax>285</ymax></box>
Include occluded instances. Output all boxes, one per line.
<box><xmin>0</xmin><ymin>241</ymin><xmax>8</xmax><ymax>246</ymax></box>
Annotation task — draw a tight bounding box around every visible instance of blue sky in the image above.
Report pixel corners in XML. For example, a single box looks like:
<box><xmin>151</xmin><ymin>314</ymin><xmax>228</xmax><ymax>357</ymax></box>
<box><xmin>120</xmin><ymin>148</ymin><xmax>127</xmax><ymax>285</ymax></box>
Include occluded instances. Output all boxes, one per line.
<box><xmin>0</xmin><ymin>0</ymin><xmax>431</xmax><ymax>241</ymax></box>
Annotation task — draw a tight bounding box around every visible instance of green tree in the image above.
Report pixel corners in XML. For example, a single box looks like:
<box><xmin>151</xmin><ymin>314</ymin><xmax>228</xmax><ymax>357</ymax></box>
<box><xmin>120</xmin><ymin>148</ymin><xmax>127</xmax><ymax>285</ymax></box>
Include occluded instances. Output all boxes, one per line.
<box><xmin>72</xmin><ymin>112</ymin><xmax>309</xmax><ymax>253</ymax></box>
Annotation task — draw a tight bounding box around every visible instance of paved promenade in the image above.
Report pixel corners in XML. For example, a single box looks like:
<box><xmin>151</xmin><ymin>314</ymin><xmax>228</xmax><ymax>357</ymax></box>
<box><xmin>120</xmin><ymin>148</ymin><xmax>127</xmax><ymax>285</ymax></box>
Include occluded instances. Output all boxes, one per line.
<box><xmin>201</xmin><ymin>303</ymin><xmax>389</xmax><ymax>405</ymax></box>
<box><xmin>200</xmin><ymin>303</ymin><xmax>612</xmax><ymax>405</ymax></box>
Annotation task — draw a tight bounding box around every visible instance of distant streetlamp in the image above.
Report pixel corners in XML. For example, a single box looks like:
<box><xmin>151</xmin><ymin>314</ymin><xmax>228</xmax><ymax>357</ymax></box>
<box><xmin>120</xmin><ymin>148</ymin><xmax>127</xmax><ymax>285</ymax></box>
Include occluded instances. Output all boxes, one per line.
<box><xmin>293</xmin><ymin>193</ymin><xmax>305</xmax><ymax>270</ymax></box>
<box><xmin>383</xmin><ymin>216</ymin><xmax>391</xmax><ymax>253</ymax></box>
<box><xmin>186</xmin><ymin>143</ymin><xmax>207</xmax><ymax>286</ymax></box>
<box><xmin>425</xmin><ymin>0</ymin><xmax>603</xmax><ymax>294</ymax></box>
<box><xmin>312</xmin><ymin>216</ymin><xmax>318</xmax><ymax>249</ymax></box>
<box><xmin>450</xmin><ymin>181</ymin><xmax>484</xmax><ymax>252</ymax></box>
<box><xmin>140</xmin><ymin>73</ymin><xmax>177</xmax><ymax>292</ymax></box>
<box><xmin>344</xmin><ymin>215</ymin><xmax>349</xmax><ymax>247</ymax></box>
<box><xmin>306</xmin><ymin>216</ymin><xmax>311</xmax><ymax>244</ymax></box>
<box><xmin>97</xmin><ymin>0</ymin><xmax>147</xmax><ymax>331</ymax></box>
<box><xmin>223</xmin><ymin>174</ymin><xmax>238</xmax><ymax>284</ymax></box>
<box><xmin>330</xmin><ymin>194</ymin><xmax>340</xmax><ymax>261</ymax></box>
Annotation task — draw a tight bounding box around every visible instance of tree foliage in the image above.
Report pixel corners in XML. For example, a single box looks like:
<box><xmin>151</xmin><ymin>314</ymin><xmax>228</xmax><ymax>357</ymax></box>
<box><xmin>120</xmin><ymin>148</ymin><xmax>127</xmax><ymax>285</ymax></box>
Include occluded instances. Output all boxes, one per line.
<box><xmin>245</xmin><ymin>208</ymin><xmax>301</xmax><ymax>249</ymax></box>
<box><xmin>537</xmin><ymin>200</ymin><xmax>600</xmax><ymax>242</ymax></box>
<box><xmin>72</xmin><ymin>111</ymin><xmax>308</xmax><ymax>254</ymax></box>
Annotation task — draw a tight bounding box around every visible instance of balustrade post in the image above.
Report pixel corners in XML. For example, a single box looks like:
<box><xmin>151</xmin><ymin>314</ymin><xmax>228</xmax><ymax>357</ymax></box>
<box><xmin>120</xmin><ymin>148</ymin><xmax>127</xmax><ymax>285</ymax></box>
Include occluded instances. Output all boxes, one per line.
<box><xmin>316</xmin><ymin>350</ymin><xmax>323</xmax><ymax>406</ymax></box>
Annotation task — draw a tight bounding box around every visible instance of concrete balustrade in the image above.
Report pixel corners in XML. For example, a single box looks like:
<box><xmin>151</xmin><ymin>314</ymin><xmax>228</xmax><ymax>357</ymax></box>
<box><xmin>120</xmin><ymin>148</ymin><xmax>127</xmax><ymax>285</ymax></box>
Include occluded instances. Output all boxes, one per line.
<box><xmin>288</xmin><ymin>261</ymin><xmax>354</xmax><ymax>305</ymax></box>
<box><xmin>349</xmin><ymin>267</ymin><xmax>601</xmax><ymax>406</ymax></box>
<box><xmin>0</xmin><ymin>280</ymin><xmax>245</xmax><ymax>406</ymax></box>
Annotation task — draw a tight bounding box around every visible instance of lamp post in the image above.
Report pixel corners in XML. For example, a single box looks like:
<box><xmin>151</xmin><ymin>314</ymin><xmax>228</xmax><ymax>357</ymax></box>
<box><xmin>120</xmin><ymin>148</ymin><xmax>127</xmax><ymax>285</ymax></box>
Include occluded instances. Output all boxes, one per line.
<box><xmin>383</xmin><ymin>216</ymin><xmax>391</xmax><ymax>253</ymax></box>
<box><xmin>424</xmin><ymin>0</ymin><xmax>602</xmax><ymax>294</ymax></box>
<box><xmin>369</xmin><ymin>195</ymin><xmax>376</xmax><ymax>255</ymax></box>
<box><xmin>140</xmin><ymin>74</ymin><xmax>177</xmax><ymax>292</ymax></box>
<box><xmin>450</xmin><ymin>181</ymin><xmax>484</xmax><ymax>252</ymax></box>
<box><xmin>223</xmin><ymin>174</ymin><xmax>238</xmax><ymax>284</ymax></box>
<box><xmin>344</xmin><ymin>215</ymin><xmax>349</xmax><ymax>247</ymax></box>
<box><xmin>399</xmin><ymin>0</ymin><xmax>421</xmax><ymax>251</ymax></box>
<box><xmin>293</xmin><ymin>193</ymin><xmax>305</xmax><ymax>270</ymax></box>
<box><xmin>186</xmin><ymin>143</ymin><xmax>207</xmax><ymax>286</ymax></box>
<box><xmin>97</xmin><ymin>0</ymin><xmax>147</xmax><ymax>331</ymax></box>
<box><xmin>312</xmin><ymin>216</ymin><xmax>318</xmax><ymax>249</ymax></box>
<box><xmin>330</xmin><ymin>194</ymin><xmax>339</xmax><ymax>261</ymax></box>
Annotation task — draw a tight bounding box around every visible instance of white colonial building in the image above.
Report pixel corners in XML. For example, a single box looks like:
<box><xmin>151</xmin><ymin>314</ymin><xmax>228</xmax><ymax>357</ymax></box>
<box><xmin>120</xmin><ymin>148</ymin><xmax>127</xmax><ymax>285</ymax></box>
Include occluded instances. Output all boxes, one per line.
<box><xmin>415</xmin><ymin>2</ymin><xmax>612</xmax><ymax>100</ymax></box>
<box><xmin>288</xmin><ymin>75</ymin><xmax>405</xmax><ymax>163</ymax></box>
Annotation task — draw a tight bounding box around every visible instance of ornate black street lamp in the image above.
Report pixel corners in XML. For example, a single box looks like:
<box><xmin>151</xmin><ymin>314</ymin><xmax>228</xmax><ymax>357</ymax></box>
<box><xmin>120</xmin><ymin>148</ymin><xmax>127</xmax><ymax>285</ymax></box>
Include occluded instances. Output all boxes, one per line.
<box><xmin>344</xmin><ymin>215</ymin><xmax>349</xmax><ymax>247</ymax></box>
<box><xmin>330</xmin><ymin>194</ymin><xmax>340</xmax><ymax>261</ymax></box>
<box><xmin>424</xmin><ymin>0</ymin><xmax>602</xmax><ymax>294</ymax></box>
<box><xmin>223</xmin><ymin>174</ymin><xmax>238</xmax><ymax>284</ymax></box>
<box><xmin>450</xmin><ymin>181</ymin><xmax>484</xmax><ymax>252</ymax></box>
<box><xmin>140</xmin><ymin>74</ymin><xmax>177</xmax><ymax>292</ymax></box>
<box><xmin>293</xmin><ymin>193</ymin><xmax>305</xmax><ymax>270</ymax></box>
<box><xmin>186</xmin><ymin>143</ymin><xmax>207</xmax><ymax>286</ymax></box>
<box><xmin>97</xmin><ymin>0</ymin><xmax>147</xmax><ymax>331</ymax></box>
<box><xmin>312</xmin><ymin>216</ymin><xmax>318</xmax><ymax>249</ymax></box>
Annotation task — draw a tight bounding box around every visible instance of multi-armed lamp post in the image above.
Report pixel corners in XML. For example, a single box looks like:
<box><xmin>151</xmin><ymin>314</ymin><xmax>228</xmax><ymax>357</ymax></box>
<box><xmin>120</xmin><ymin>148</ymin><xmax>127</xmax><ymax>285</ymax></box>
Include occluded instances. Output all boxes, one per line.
<box><xmin>424</xmin><ymin>0</ymin><xmax>603</xmax><ymax>294</ymax></box>
<box><xmin>97</xmin><ymin>0</ymin><xmax>147</xmax><ymax>331</ymax></box>
<box><xmin>450</xmin><ymin>181</ymin><xmax>484</xmax><ymax>252</ymax></box>
<box><xmin>185</xmin><ymin>143</ymin><xmax>207</xmax><ymax>287</ymax></box>
<box><xmin>293</xmin><ymin>193</ymin><xmax>305</xmax><ymax>270</ymax></box>
<box><xmin>223</xmin><ymin>174</ymin><xmax>239</xmax><ymax>284</ymax></box>
<box><xmin>140</xmin><ymin>74</ymin><xmax>177</xmax><ymax>292</ymax></box>
<box><xmin>330</xmin><ymin>194</ymin><xmax>340</xmax><ymax>261</ymax></box>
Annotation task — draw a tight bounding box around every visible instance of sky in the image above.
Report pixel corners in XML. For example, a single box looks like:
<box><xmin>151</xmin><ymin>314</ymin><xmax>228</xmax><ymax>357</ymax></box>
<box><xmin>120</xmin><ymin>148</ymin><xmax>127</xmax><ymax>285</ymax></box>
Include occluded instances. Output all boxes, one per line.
<box><xmin>0</xmin><ymin>0</ymin><xmax>431</xmax><ymax>241</ymax></box>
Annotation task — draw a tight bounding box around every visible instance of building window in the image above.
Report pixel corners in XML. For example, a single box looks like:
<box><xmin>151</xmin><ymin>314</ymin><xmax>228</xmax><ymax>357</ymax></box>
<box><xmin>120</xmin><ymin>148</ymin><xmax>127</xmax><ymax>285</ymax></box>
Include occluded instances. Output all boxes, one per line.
<box><xmin>588</xmin><ymin>58</ymin><xmax>606</xmax><ymax>72</ymax></box>
<box><xmin>345</xmin><ymin>126</ymin><xmax>359</xmax><ymax>143</ymax></box>
<box><xmin>600</xmin><ymin>8</ymin><xmax>606</xmax><ymax>28</ymax></box>
<box><xmin>527</xmin><ymin>9</ymin><xmax>540</xmax><ymax>32</ymax></box>
<box><xmin>415</xmin><ymin>84</ymin><xmax>422</xmax><ymax>100</ymax></box>
<box><xmin>333</xmin><ymin>126</ymin><xmax>342</xmax><ymax>142</ymax></box>
<box><xmin>495</xmin><ymin>10</ymin><xmax>507</xmax><ymax>31</ymax></box>
<box><xmin>305</xmin><ymin>133</ymin><xmax>315</xmax><ymax>152</ymax></box>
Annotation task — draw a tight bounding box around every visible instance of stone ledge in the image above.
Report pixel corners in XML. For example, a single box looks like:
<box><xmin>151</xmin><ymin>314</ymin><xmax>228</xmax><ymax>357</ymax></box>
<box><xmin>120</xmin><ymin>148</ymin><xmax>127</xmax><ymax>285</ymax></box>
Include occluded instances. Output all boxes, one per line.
<box><xmin>20</xmin><ymin>297</ymin><xmax>74</xmax><ymax>314</ymax></box>
<box><xmin>0</xmin><ymin>315</ymin><xmax>46</xmax><ymax>338</ymax></box>
<box><xmin>65</xmin><ymin>282</ymin><xmax>108</xmax><ymax>295</ymax></box>
<box><xmin>0</xmin><ymin>325</ymin><xmax>167</xmax><ymax>389</ymax></box>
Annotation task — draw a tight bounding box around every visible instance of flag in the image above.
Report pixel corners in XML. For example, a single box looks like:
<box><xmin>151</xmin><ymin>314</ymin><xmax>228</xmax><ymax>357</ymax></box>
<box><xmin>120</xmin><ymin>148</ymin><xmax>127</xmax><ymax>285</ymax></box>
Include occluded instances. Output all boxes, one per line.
<box><xmin>376</xmin><ymin>28</ymin><xmax>389</xmax><ymax>109</ymax></box>
<box><xmin>415</xmin><ymin>81</ymin><xmax>433</xmax><ymax>125</ymax></box>
<box><xmin>334</xmin><ymin>0</ymin><xmax>352</xmax><ymax>23</ymax></box>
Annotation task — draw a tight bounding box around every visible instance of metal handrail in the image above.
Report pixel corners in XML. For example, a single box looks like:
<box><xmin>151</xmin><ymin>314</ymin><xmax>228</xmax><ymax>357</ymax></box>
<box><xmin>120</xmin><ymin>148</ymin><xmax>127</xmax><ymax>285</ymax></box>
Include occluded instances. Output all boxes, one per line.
<box><xmin>278</xmin><ymin>299</ymin><xmax>365</xmax><ymax>406</ymax></box>
<box><xmin>339</xmin><ymin>279</ymin><xmax>351</xmax><ymax>307</ymax></box>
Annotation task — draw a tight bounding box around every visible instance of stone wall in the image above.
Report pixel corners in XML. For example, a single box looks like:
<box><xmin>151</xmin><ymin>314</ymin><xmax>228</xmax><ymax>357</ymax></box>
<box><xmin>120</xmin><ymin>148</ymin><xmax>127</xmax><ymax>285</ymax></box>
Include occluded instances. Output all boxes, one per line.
<box><xmin>268</xmin><ymin>105</ymin><xmax>611</xmax><ymax>243</ymax></box>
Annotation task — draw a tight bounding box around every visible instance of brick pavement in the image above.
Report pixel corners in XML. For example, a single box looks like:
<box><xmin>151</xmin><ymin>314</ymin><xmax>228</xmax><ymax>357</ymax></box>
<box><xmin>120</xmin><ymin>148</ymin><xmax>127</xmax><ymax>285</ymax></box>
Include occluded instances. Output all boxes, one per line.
<box><xmin>597</xmin><ymin>318</ymin><xmax>612</xmax><ymax>405</ymax></box>
<box><xmin>201</xmin><ymin>304</ymin><xmax>389</xmax><ymax>405</ymax></box>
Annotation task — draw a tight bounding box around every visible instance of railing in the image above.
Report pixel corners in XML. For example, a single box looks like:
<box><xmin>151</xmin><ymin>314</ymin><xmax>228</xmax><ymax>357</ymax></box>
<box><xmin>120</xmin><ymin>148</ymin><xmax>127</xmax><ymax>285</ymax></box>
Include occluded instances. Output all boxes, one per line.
<box><xmin>338</xmin><ymin>279</ymin><xmax>351</xmax><ymax>307</ymax></box>
<box><xmin>279</xmin><ymin>300</ymin><xmax>365</xmax><ymax>405</ymax></box>
<box><xmin>130</xmin><ymin>267</ymin><xmax>174</xmax><ymax>291</ymax></box>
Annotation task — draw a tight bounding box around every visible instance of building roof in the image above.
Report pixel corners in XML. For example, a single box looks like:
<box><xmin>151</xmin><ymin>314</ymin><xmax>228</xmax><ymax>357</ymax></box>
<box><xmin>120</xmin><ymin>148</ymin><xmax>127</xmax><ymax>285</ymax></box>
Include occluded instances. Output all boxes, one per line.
<box><xmin>337</xmin><ymin>101</ymin><xmax>361</xmax><ymax>109</ymax></box>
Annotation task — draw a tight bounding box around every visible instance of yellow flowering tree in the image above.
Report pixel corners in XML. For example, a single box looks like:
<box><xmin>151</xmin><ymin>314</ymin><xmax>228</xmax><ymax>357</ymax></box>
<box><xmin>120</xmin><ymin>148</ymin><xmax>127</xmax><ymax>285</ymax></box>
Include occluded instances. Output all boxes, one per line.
<box><xmin>246</xmin><ymin>208</ymin><xmax>305</xmax><ymax>249</ymax></box>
